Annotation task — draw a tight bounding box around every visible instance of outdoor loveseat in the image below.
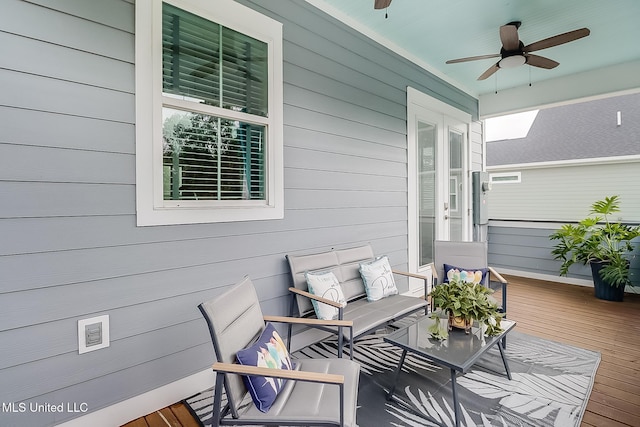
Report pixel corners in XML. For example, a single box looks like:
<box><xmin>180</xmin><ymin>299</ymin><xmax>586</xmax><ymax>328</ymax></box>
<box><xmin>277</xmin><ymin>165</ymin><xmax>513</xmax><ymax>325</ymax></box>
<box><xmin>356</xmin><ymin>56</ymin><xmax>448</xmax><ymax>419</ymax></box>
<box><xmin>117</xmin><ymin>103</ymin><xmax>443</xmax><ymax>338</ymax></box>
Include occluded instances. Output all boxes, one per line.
<box><xmin>286</xmin><ymin>244</ymin><xmax>429</xmax><ymax>358</ymax></box>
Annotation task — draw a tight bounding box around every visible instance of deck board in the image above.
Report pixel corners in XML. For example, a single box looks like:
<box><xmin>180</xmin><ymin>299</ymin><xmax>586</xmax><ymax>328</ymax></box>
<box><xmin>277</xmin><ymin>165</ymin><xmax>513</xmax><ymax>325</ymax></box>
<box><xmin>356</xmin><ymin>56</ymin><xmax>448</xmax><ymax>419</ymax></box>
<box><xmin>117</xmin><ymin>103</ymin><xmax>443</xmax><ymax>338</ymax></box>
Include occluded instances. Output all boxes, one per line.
<box><xmin>122</xmin><ymin>276</ymin><xmax>640</xmax><ymax>427</ymax></box>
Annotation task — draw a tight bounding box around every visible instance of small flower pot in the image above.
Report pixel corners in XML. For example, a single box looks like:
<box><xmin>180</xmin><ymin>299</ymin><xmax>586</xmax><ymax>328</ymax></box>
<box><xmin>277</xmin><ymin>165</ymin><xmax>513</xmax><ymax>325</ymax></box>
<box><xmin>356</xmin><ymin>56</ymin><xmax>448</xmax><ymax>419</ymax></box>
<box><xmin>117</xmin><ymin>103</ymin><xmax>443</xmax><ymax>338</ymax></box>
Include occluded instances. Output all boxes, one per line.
<box><xmin>448</xmin><ymin>312</ymin><xmax>472</xmax><ymax>334</ymax></box>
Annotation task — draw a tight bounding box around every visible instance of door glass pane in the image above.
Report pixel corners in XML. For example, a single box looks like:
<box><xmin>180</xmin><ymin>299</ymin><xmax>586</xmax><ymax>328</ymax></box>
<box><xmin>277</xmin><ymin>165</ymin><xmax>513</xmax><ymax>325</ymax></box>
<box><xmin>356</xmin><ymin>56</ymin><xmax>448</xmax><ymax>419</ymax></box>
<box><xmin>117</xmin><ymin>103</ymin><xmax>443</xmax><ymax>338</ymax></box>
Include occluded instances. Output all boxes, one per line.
<box><xmin>418</xmin><ymin>121</ymin><xmax>436</xmax><ymax>267</ymax></box>
<box><xmin>449</xmin><ymin>129</ymin><xmax>464</xmax><ymax>241</ymax></box>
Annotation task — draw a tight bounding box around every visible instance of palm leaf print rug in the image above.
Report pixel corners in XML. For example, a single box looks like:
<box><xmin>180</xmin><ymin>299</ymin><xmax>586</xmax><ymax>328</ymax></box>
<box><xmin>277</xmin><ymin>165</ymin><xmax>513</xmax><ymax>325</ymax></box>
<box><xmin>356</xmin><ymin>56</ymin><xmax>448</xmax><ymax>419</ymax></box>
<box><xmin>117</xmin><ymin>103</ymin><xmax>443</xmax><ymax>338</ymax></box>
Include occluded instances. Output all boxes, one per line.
<box><xmin>186</xmin><ymin>329</ymin><xmax>600</xmax><ymax>427</ymax></box>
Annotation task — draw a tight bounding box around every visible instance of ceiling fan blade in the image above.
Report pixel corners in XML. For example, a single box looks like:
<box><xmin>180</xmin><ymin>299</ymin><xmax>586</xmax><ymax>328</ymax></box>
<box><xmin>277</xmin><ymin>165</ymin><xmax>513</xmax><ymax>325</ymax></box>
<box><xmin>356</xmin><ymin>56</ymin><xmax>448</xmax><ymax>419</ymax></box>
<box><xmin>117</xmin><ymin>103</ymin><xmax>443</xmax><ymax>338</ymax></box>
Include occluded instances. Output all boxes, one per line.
<box><xmin>446</xmin><ymin>53</ymin><xmax>500</xmax><ymax>64</ymax></box>
<box><xmin>524</xmin><ymin>28</ymin><xmax>590</xmax><ymax>52</ymax></box>
<box><xmin>525</xmin><ymin>54</ymin><xmax>559</xmax><ymax>69</ymax></box>
<box><xmin>478</xmin><ymin>63</ymin><xmax>500</xmax><ymax>80</ymax></box>
<box><xmin>374</xmin><ymin>0</ymin><xmax>392</xmax><ymax>9</ymax></box>
<box><xmin>499</xmin><ymin>23</ymin><xmax>521</xmax><ymax>51</ymax></box>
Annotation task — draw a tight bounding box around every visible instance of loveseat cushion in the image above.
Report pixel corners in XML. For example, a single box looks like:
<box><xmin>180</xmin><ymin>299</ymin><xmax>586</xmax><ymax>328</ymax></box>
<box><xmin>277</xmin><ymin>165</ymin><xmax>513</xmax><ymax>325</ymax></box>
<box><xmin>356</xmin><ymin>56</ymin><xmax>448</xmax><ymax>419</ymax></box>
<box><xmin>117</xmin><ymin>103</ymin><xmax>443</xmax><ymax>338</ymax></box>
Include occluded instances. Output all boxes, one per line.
<box><xmin>341</xmin><ymin>295</ymin><xmax>427</xmax><ymax>340</ymax></box>
<box><xmin>239</xmin><ymin>357</ymin><xmax>360</xmax><ymax>427</ymax></box>
<box><xmin>359</xmin><ymin>256</ymin><xmax>399</xmax><ymax>301</ymax></box>
<box><xmin>305</xmin><ymin>271</ymin><xmax>347</xmax><ymax>320</ymax></box>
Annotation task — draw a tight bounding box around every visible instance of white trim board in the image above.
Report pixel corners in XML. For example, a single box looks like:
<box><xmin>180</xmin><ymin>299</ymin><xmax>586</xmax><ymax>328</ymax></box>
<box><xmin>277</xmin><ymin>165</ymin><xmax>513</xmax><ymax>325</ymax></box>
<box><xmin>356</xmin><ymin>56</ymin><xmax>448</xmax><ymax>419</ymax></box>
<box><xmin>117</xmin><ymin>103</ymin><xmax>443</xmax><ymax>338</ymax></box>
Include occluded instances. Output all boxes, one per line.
<box><xmin>55</xmin><ymin>369</ymin><xmax>215</xmax><ymax>427</ymax></box>
<box><xmin>498</xmin><ymin>268</ymin><xmax>640</xmax><ymax>295</ymax></box>
<box><xmin>487</xmin><ymin>154</ymin><xmax>640</xmax><ymax>171</ymax></box>
<box><xmin>479</xmin><ymin>61</ymin><xmax>640</xmax><ymax>118</ymax></box>
<box><xmin>497</xmin><ymin>267</ymin><xmax>593</xmax><ymax>288</ymax></box>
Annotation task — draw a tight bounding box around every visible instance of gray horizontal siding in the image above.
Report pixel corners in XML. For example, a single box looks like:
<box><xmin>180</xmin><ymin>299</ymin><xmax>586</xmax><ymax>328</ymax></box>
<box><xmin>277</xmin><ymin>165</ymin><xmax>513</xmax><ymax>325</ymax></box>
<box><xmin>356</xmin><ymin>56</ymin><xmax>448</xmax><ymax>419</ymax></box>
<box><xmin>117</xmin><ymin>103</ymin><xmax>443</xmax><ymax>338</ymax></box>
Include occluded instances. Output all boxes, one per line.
<box><xmin>488</xmin><ymin>223</ymin><xmax>640</xmax><ymax>286</ymax></box>
<box><xmin>0</xmin><ymin>182</ymin><xmax>134</xmax><ymax>218</ymax></box>
<box><xmin>1</xmin><ymin>0</ymin><xmax>134</xmax><ymax>62</ymax></box>
<box><xmin>0</xmin><ymin>222</ymin><xmax>407</xmax><ymax>296</ymax></box>
<box><xmin>0</xmin><ymin>0</ymin><xmax>477</xmax><ymax>425</ymax></box>
<box><xmin>1</xmin><ymin>68</ymin><xmax>134</xmax><ymax>123</ymax></box>
<box><xmin>0</xmin><ymin>31</ymin><xmax>134</xmax><ymax>93</ymax></box>
<box><xmin>0</xmin><ymin>144</ymin><xmax>134</xmax><ymax>183</ymax></box>
<box><xmin>0</xmin><ymin>106</ymin><xmax>134</xmax><ymax>153</ymax></box>
<box><xmin>285</xmin><ymin>145</ymin><xmax>406</xmax><ymax>177</ymax></box>
<box><xmin>0</xmin><ymin>207</ymin><xmax>408</xmax><ymax>256</ymax></box>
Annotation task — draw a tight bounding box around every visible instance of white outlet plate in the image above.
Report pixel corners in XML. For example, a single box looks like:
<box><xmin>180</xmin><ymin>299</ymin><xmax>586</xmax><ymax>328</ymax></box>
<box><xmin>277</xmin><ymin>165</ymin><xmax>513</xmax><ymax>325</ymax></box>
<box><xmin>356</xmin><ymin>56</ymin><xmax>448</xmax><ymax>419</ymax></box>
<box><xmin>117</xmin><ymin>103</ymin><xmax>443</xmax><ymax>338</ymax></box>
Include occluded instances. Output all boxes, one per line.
<box><xmin>78</xmin><ymin>315</ymin><xmax>110</xmax><ymax>354</ymax></box>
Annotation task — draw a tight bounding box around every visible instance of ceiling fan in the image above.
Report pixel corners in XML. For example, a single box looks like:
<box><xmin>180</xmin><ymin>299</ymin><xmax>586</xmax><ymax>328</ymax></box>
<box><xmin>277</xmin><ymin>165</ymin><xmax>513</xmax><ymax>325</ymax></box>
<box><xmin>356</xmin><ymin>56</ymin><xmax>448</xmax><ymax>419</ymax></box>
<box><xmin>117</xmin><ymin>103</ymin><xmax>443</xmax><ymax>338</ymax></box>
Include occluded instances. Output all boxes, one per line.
<box><xmin>374</xmin><ymin>0</ymin><xmax>392</xmax><ymax>10</ymax></box>
<box><xmin>446</xmin><ymin>22</ymin><xmax>590</xmax><ymax>80</ymax></box>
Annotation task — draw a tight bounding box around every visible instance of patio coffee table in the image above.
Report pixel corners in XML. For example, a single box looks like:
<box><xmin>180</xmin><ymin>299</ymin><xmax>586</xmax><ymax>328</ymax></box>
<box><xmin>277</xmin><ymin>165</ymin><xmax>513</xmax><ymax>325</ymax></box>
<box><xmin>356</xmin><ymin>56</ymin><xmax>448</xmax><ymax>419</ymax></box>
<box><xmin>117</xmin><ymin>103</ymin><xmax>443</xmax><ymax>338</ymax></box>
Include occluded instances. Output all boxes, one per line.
<box><xmin>384</xmin><ymin>315</ymin><xmax>516</xmax><ymax>427</ymax></box>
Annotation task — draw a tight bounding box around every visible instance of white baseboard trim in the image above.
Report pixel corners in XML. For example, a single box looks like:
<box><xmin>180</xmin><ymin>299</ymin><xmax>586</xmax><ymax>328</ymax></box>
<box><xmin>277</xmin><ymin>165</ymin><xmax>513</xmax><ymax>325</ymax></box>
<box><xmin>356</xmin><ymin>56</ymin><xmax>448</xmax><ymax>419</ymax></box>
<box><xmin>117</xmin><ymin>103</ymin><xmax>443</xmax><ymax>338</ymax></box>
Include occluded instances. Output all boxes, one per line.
<box><xmin>55</xmin><ymin>369</ymin><xmax>215</xmax><ymax>427</ymax></box>
<box><xmin>499</xmin><ymin>268</ymin><xmax>593</xmax><ymax>287</ymax></box>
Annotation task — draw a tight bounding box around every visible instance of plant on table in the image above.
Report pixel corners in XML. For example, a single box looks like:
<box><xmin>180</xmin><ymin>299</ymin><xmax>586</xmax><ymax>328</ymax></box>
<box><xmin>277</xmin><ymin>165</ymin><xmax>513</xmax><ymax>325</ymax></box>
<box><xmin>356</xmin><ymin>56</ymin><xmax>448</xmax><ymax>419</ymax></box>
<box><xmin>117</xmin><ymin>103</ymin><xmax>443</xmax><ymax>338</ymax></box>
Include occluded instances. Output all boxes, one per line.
<box><xmin>429</xmin><ymin>279</ymin><xmax>503</xmax><ymax>337</ymax></box>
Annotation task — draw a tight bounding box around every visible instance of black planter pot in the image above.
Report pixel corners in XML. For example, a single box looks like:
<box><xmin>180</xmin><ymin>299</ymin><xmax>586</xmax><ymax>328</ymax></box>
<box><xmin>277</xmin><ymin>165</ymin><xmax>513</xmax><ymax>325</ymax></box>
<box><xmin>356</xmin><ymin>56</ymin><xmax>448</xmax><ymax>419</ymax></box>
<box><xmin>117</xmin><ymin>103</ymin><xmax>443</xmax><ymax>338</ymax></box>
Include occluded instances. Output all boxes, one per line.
<box><xmin>590</xmin><ymin>261</ymin><xmax>625</xmax><ymax>302</ymax></box>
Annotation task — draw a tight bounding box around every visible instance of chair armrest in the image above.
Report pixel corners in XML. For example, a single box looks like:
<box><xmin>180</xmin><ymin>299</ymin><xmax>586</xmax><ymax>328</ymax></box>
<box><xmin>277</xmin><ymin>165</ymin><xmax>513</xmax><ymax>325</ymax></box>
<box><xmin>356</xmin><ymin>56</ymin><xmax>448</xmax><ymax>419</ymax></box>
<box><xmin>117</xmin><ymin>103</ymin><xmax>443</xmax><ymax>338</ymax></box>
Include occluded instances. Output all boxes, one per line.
<box><xmin>288</xmin><ymin>287</ymin><xmax>344</xmax><ymax>308</ymax></box>
<box><xmin>263</xmin><ymin>315</ymin><xmax>352</xmax><ymax>328</ymax></box>
<box><xmin>212</xmin><ymin>362</ymin><xmax>344</xmax><ymax>385</ymax></box>
<box><xmin>426</xmin><ymin>263</ymin><xmax>439</xmax><ymax>282</ymax></box>
<box><xmin>488</xmin><ymin>266</ymin><xmax>507</xmax><ymax>284</ymax></box>
<box><xmin>392</xmin><ymin>270</ymin><xmax>429</xmax><ymax>281</ymax></box>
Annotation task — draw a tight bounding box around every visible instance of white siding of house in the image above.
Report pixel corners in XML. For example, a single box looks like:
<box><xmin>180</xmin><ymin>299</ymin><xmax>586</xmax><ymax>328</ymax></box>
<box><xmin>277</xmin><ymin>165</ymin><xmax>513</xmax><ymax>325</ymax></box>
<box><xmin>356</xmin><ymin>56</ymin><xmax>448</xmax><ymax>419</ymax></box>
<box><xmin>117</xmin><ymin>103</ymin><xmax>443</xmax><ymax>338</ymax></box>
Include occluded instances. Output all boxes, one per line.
<box><xmin>486</xmin><ymin>157</ymin><xmax>640</xmax><ymax>290</ymax></box>
<box><xmin>0</xmin><ymin>0</ymin><xmax>478</xmax><ymax>426</ymax></box>
<box><xmin>487</xmin><ymin>158</ymin><xmax>640</xmax><ymax>222</ymax></box>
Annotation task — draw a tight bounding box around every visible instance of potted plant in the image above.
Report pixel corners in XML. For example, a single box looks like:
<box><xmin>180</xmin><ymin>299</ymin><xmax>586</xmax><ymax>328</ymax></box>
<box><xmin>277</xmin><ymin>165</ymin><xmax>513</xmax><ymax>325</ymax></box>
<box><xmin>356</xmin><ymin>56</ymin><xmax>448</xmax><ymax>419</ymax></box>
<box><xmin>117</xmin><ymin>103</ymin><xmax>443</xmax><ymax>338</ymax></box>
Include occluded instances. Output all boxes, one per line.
<box><xmin>429</xmin><ymin>279</ymin><xmax>503</xmax><ymax>337</ymax></box>
<box><xmin>550</xmin><ymin>195</ymin><xmax>640</xmax><ymax>301</ymax></box>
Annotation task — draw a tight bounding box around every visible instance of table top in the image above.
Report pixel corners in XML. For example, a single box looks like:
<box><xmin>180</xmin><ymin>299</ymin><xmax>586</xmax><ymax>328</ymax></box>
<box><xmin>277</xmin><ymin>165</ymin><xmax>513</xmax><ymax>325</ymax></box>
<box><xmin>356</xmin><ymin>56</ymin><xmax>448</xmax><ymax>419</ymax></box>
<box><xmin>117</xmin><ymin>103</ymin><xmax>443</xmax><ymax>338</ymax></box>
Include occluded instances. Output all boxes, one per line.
<box><xmin>384</xmin><ymin>315</ymin><xmax>516</xmax><ymax>373</ymax></box>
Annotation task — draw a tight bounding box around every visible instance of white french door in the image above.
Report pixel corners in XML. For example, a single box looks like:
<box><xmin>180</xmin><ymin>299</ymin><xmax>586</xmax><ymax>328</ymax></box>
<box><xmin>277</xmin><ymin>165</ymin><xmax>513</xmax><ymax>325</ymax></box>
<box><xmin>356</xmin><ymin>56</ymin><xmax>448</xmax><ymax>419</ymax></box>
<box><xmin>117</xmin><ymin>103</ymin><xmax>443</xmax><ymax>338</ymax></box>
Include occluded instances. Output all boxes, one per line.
<box><xmin>407</xmin><ymin>88</ymin><xmax>472</xmax><ymax>288</ymax></box>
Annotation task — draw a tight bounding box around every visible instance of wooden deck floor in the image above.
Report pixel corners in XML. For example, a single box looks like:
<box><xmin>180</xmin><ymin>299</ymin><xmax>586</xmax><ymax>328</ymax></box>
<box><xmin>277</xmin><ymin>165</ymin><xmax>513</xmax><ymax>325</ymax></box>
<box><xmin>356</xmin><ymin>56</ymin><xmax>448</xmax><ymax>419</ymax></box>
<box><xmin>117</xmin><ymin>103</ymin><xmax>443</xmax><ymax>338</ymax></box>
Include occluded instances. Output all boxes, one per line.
<box><xmin>122</xmin><ymin>276</ymin><xmax>640</xmax><ymax>427</ymax></box>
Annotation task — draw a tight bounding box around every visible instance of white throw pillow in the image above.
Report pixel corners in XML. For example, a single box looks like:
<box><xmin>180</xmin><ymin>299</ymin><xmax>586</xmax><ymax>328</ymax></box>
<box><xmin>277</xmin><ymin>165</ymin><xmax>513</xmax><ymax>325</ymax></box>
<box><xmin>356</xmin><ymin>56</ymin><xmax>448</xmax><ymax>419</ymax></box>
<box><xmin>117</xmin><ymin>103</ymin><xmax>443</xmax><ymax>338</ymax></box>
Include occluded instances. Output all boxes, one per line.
<box><xmin>304</xmin><ymin>271</ymin><xmax>347</xmax><ymax>320</ymax></box>
<box><xmin>359</xmin><ymin>256</ymin><xmax>398</xmax><ymax>302</ymax></box>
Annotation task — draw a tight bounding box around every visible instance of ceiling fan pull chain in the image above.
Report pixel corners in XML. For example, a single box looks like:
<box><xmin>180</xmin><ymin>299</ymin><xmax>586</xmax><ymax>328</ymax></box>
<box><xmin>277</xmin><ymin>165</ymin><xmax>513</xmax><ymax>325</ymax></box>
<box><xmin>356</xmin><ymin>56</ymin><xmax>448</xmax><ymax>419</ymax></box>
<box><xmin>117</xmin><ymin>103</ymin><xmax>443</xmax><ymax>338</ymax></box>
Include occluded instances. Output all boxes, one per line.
<box><xmin>529</xmin><ymin>66</ymin><xmax>532</xmax><ymax>87</ymax></box>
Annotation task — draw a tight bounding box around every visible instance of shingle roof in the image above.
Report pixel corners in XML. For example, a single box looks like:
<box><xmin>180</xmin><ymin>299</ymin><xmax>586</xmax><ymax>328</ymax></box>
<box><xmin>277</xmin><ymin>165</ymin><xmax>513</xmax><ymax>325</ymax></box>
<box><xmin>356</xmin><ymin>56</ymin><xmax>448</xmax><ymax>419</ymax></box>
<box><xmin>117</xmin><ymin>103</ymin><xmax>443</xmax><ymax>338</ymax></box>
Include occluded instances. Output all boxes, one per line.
<box><xmin>486</xmin><ymin>92</ymin><xmax>640</xmax><ymax>166</ymax></box>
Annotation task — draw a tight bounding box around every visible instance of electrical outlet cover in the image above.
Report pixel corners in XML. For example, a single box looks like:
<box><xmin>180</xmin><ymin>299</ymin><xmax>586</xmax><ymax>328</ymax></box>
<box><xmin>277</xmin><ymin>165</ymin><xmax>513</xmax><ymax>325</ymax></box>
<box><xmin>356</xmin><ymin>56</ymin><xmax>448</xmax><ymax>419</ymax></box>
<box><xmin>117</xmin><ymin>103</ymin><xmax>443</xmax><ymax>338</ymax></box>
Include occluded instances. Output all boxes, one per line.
<box><xmin>78</xmin><ymin>315</ymin><xmax>110</xmax><ymax>354</ymax></box>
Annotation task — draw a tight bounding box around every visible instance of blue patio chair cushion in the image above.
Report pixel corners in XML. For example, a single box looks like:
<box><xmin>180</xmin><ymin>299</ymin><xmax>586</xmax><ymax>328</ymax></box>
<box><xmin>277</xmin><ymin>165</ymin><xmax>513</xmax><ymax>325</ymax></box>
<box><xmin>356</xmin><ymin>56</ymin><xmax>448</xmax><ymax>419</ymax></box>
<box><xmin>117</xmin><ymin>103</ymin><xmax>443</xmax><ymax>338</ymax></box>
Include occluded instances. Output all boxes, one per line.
<box><xmin>359</xmin><ymin>256</ymin><xmax>398</xmax><ymax>302</ymax></box>
<box><xmin>235</xmin><ymin>322</ymin><xmax>294</xmax><ymax>412</ymax></box>
<box><xmin>443</xmin><ymin>263</ymin><xmax>488</xmax><ymax>285</ymax></box>
<box><xmin>305</xmin><ymin>270</ymin><xmax>347</xmax><ymax>320</ymax></box>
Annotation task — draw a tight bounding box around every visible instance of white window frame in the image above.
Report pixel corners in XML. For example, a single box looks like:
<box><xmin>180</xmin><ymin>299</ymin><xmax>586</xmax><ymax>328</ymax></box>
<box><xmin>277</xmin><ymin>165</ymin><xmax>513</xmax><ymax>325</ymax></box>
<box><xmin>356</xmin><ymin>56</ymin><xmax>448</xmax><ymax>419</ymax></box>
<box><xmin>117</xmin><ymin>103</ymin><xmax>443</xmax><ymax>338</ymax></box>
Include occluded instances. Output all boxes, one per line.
<box><xmin>135</xmin><ymin>0</ymin><xmax>283</xmax><ymax>226</ymax></box>
<box><xmin>490</xmin><ymin>172</ymin><xmax>521</xmax><ymax>184</ymax></box>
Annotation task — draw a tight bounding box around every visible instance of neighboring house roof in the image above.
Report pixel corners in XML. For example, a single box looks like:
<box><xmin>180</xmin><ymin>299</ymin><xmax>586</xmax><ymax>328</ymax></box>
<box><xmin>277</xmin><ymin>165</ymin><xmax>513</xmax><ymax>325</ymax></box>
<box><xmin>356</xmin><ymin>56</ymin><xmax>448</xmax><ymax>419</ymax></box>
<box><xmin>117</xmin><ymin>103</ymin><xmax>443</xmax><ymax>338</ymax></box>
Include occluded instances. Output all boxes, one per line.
<box><xmin>487</xmin><ymin>92</ymin><xmax>640</xmax><ymax>166</ymax></box>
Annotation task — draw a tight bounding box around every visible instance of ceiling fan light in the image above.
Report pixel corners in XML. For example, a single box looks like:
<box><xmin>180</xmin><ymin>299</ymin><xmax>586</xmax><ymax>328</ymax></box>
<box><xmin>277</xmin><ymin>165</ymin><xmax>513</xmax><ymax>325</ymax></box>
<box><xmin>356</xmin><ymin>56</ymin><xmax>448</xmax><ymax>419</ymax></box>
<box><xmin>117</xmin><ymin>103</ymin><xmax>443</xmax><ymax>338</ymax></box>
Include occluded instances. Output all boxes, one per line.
<box><xmin>498</xmin><ymin>55</ymin><xmax>526</xmax><ymax>69</ymax></box>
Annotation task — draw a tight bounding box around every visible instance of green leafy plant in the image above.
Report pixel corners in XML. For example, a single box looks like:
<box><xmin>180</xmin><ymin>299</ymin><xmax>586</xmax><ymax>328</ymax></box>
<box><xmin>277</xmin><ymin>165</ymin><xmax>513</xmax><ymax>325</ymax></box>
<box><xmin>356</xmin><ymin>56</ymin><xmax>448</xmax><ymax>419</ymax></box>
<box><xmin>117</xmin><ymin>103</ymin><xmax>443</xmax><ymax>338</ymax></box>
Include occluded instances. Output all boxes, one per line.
<box><xmin>550</xmin><ymin>195</ymin><xmax>640</xmax><ymax>288</ymax></box>
<box><xmin>429</xmin><ymin>279</ymin><xmax>503</xmax><ymax>336</ymax></box>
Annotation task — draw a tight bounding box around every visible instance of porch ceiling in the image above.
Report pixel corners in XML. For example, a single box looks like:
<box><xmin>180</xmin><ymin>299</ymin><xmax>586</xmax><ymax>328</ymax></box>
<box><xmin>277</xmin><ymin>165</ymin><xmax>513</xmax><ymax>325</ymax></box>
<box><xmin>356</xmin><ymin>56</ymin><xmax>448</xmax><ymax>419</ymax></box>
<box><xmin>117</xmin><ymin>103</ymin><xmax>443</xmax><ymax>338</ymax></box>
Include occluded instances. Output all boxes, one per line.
<box><xmin>307</xmin><ymin>0</ymin><xmax>640</xmax><ymax>117</ymax></box>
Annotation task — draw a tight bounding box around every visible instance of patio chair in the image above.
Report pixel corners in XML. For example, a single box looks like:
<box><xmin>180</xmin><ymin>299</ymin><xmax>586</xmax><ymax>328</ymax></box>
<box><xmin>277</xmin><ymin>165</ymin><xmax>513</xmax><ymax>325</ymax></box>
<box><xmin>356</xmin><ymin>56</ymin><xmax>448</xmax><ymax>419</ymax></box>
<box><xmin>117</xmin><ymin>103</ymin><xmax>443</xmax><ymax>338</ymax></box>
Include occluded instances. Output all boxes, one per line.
<box><xmin>432</xmin><ymin>240</ymin><xmax>507</xmax><ymax>316</ymax></box>
<box><xmin>198</xmin><ymin>275</ymin><xmax>360</xmax><ymax>426</ymax></box>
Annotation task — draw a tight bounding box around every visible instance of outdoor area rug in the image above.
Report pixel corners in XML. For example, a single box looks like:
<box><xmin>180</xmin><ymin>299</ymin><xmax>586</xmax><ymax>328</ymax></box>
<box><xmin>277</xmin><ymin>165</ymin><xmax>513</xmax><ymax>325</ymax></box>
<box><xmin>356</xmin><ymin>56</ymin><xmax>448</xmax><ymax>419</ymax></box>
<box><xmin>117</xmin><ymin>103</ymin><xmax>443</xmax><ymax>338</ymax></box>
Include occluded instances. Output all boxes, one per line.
<box><xmin>185</xmin><ymin>329</ymin><xmax>600</xmax><ymax>427</ymax></box>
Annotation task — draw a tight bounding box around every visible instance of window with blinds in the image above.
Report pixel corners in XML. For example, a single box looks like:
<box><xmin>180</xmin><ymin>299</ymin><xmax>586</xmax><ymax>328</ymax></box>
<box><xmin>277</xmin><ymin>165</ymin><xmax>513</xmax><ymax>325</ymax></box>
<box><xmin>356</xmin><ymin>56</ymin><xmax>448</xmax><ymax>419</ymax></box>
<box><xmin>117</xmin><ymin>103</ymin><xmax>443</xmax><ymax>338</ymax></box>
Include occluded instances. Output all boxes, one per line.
<box><xmin>135</xmin><ymin>0</ymin><xmax>282</xmax><ymax>225</ymax></box>
<box><xmin>161</xmin><ymin>3</ymin><xmax>268</xmax><ymax>201</ymax></box>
